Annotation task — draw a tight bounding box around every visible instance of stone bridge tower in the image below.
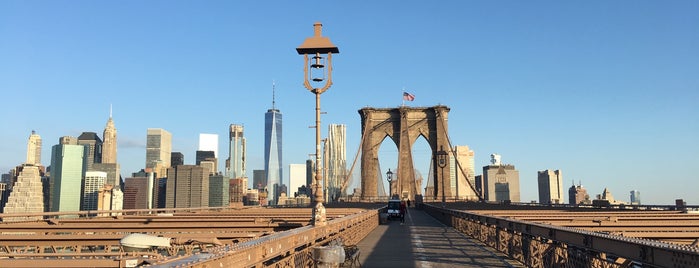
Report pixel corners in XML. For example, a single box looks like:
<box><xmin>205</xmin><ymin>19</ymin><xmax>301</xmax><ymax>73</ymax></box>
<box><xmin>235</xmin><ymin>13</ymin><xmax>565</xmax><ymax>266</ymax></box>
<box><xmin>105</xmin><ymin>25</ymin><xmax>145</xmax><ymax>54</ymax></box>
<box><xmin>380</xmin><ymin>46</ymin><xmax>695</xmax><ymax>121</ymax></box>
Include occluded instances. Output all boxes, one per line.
<box><xmin>358</xmin><ymin>106</ymin><xmax>451</xmax><ymax>202</ymax></box>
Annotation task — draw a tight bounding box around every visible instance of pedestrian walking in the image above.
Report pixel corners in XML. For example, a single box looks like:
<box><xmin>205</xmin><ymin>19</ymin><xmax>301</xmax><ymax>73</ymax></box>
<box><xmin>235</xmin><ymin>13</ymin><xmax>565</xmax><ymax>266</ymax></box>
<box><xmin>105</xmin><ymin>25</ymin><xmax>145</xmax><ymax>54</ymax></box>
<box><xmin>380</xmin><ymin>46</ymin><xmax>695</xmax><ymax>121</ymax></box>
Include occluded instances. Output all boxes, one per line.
<box><xmin>399</xmin><ymin>201</ymin><xmax>406</xmax><ymax>224</ymax></box>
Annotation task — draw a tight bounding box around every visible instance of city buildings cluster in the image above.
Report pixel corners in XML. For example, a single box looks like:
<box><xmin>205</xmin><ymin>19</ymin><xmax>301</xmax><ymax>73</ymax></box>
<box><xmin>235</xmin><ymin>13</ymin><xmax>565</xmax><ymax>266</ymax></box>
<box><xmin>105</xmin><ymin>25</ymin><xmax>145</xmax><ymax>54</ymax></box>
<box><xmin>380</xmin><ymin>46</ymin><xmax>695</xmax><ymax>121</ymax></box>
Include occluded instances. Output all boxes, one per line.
<box><xmin>0</xmin><ymin>97</ymin><xmax>351</xmax><ymax>217</ymax></box>
<box><xmin>1</xmin><ymin>106</ymin><xmax>643</xmax><ymax>217</ymax></box>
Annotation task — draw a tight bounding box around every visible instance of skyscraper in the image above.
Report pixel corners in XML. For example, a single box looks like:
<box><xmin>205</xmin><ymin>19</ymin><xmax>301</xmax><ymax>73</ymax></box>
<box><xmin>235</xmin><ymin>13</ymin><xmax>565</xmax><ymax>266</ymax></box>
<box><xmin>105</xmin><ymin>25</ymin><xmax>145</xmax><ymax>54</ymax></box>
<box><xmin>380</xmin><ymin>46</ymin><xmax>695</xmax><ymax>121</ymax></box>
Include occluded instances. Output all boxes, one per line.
<box><xmin>264</xmin><ymin>84</ymin><xmax>282</xmax><ymax>204</ymax></box>
<box><xmin>482</xmin><ymin>154</ymin><xmax>520</xmax><ymax>202</ymax></box>
<box><xmin>289</xmin><ymin>164</ymin><xmax>307</xmax><ymax>197</ymax></box>
<box><xmin>537</xmin><ymin>169</ymin><xmax>564</xmax><ymax>204</ymax></box>
<box><xmin>26</xmin><ymin>130</ymin><xmax>42</xmax><ymax>166</ymax></box>
<box><xmin>97</xmin><ymin>185</ymin><xmax>123</xmax><ymax>216</ymax></box>
<box><xmin>146</xmin><ymin>128</ymin><xmax>172</xmax><ymax>176</ymax></box>
<box><xmin>102</xmin><ymin>110</ymin><xmax>117</xmax><ymax>164</ymax></box>
<box><xmin>568</xmin><ymin>181</ymin><xmax>590</xmax><ymax>205</ymax></box>
<box><xmin>82</xmin><ymin>171</ymin><xmax>107</xmax><ymax>211</ymax></box>
<box><xmin>198</xmin><ymin>133</ymin><xmax>219</xmax><ymax>158</ymax></box>
<box><xmin>252</xmin><ymin>169</ymin><xmax>266</xmax><ymax>190</ymax></box>
<box><xmin>630</xmin><ymin>190</ymin><xmax>641</xmax><ymax>205</ymax></box>
<box><xmin>208</xmin><ymin>174</ymin><xmax>230</xmax><ymax>207</ymax></box>
<box><xmin>452</xmin><ymin>145</ymin><xmax>476</xmax><ymax>200</ymax></box>
<box><xmin>78</xmin><ymin>132</ymin><xmax>102</xmax><ymax>170</ymax></box>
<box><xmin>327</xmin><ymin>124</ymin><xmax>346</xmax><ymax>201</ymax></box>
<box><xmin>122</xmin><ymin>176</ymin><xmax>148</xmax><ymax>209</ymax></box>
<box><xmin>226</xmin><ymin>124</ymin><xmax>246</xmax><ymax>179</ymax></box>
<box><xmin>3</xmin><ymin>165</ymin><xmax>44</xmax><ymax>222</ymax></box>
<box><xmin>91</xmin><ymin>163</ymin><xmax>120</xmax><ymax>189</ymax></box>
<box><xmin>50</xmin><ymin>136</ymin><xmax>86</xmax><ymax>215</ymax></box>
<box><xmin>165</xmin><ymin>165</ymin><xmax>209</xmax><ymax>208</ymax></box>
<box><xmin>171</xmin><ymin>152</ymin><xmax>184</xmax><ymax>167</ymax></box>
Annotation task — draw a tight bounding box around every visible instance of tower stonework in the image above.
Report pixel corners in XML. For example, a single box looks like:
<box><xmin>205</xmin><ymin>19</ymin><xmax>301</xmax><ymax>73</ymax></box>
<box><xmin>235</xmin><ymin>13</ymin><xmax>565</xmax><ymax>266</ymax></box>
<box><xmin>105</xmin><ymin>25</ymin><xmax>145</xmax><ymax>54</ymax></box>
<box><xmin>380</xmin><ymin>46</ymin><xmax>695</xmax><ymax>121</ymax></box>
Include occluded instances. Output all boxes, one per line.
<box><xmin>359</xmin><ymin>106</ymin><xmax>451</xmax><ymax>202</ymax></box>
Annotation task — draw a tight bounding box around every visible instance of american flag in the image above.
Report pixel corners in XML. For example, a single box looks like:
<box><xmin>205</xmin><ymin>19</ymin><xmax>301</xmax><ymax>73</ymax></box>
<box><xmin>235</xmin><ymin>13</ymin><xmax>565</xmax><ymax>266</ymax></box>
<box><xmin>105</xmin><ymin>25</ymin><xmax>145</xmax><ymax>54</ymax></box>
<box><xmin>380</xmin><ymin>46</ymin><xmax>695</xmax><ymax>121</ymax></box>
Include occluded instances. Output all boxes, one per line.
<box><xmin>403</xmin><ymin>92</ymin><xmax>415</xmax><ymax>101</ymax></box>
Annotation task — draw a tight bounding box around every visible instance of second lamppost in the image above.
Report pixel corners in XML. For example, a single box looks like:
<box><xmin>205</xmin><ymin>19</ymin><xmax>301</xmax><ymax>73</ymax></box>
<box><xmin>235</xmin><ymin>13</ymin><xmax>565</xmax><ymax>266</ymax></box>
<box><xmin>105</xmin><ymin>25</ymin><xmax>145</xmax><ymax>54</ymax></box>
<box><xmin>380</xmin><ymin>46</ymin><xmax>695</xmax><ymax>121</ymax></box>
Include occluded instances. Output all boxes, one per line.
<box><xmin>436</xmin><ymin>146</ymin><xmax>448</xmax><ymax>207</ymax></box>
<box><xmin>386</xmin><ymin>168</ymin><xmax>394</xmax><ymax>199</ymax></box>
<box><xmin>297</xmin><ymin>22</ymin><xmax>339</xmax><ymax>226</ymax></box>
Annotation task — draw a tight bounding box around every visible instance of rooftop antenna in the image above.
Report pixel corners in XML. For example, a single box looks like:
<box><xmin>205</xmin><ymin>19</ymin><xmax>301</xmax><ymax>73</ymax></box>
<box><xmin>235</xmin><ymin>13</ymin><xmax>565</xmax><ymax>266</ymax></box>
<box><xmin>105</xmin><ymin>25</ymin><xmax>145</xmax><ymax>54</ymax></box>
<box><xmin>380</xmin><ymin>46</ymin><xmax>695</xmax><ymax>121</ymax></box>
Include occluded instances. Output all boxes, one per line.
<box><xmin>272</xmin><ymin>80</ymin><xmax>276</xmax><ymax>110</ymax></box>
<box><xmin>109</xmin><ymin>104</ymin><xmax>113</xmax><ymax>118</ymax></box>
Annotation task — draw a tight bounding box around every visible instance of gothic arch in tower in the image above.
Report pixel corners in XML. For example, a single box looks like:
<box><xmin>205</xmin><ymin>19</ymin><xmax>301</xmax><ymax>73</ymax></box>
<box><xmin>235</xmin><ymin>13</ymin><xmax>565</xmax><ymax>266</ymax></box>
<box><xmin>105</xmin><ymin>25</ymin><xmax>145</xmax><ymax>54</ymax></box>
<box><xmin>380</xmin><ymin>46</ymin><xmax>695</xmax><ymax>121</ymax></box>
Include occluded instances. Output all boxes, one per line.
<box><xmin>358</xmin><ymin>106</ymin><xmax>451</xmax><ymax>201</ymax></box>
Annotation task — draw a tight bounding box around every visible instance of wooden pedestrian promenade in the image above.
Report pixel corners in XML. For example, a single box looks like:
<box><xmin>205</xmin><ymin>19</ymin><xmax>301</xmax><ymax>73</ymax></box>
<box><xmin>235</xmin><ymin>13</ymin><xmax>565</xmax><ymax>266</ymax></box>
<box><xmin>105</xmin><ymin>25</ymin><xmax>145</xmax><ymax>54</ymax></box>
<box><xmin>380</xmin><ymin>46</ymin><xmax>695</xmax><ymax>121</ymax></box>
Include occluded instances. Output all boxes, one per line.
<box><xmin>356</xmin><ymin>207</ymin><xmax>524</xmax><ymax>268</ymax></box>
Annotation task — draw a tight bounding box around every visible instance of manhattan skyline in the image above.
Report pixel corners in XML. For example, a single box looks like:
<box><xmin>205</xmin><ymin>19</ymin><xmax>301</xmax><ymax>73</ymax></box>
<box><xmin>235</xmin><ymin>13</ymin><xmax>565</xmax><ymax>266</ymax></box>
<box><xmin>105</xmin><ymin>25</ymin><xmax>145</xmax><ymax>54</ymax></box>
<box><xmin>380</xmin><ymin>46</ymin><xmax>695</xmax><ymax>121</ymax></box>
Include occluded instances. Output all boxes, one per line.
<box><xmin>1</xmin><ymin>1</ymin><xmax>697</xmax><ymax>205</ymax></box>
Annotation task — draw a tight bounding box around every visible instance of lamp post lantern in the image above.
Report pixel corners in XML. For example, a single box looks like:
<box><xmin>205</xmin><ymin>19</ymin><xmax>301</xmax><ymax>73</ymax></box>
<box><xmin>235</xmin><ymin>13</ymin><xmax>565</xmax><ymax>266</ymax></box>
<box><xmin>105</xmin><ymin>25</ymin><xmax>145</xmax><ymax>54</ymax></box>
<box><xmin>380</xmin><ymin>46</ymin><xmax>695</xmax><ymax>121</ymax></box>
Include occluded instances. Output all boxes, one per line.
<box><xmin>297</xmin><ymin>22</ymin><xmax>339</xmax><ymax>226</ymax></box>
<box><xmin>436</xmin><ymin>146</ymin><xmax>448</xmax><ymax>207</ymax></box>
<box><xmin>386</xmin><ymin>168</ymin><xmax>394</xmax><ymax>199</ymax></box>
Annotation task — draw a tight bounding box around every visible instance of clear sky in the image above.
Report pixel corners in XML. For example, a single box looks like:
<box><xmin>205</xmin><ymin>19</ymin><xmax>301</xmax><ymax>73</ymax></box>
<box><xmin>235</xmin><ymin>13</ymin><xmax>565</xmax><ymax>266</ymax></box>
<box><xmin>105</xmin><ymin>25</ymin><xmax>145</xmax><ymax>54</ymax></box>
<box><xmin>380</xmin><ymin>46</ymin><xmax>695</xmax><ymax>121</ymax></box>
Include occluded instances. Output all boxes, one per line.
<box><xmin>1</xmin><ymin>1</ymin><xmax>697</xmax><ymax>205</ymax></box>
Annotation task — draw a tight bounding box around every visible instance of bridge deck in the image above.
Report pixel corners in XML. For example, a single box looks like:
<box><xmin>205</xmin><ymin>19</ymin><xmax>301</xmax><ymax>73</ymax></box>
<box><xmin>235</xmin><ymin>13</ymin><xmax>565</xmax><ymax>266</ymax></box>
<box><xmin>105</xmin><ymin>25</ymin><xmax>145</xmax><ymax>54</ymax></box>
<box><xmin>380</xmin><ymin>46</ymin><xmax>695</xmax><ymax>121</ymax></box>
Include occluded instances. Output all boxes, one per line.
<box><xmin>357</xmin><ymin>206</ymin><xmax>524</xmax><ymax>268</ymax></box>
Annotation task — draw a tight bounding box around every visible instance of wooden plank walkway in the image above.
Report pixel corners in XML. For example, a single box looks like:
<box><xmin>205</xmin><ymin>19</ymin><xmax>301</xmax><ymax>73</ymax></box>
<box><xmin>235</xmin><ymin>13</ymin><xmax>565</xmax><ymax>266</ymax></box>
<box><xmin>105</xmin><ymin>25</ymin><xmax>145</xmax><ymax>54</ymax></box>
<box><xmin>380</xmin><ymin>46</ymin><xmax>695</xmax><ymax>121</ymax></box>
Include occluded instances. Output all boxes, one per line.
<box><xmin>356</xmin><ymin>206</ymin><xmax>524</xmax><ymax>268</ymax></box>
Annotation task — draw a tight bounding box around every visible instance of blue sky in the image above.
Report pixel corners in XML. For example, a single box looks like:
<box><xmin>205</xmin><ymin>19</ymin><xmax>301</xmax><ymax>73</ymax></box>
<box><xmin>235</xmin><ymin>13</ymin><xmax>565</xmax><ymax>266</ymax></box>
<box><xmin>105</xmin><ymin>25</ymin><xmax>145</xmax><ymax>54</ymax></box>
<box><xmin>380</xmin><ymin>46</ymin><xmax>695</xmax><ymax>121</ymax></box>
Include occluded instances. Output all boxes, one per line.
<box><xmin>1</xmin><ymin>1</ymin><xmax>697</xmax><ymax>205</ymax></box>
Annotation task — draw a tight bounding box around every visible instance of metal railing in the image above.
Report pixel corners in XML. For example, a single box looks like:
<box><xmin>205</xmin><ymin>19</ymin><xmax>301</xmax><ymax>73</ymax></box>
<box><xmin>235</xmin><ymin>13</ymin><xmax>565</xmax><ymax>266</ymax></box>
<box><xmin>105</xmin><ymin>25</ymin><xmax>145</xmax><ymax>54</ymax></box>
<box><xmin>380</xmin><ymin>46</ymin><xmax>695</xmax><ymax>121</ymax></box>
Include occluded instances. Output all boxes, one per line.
<box><xmin>424</xmin><ymin>204</ymin><xmax>699</xmax><ymax>268</ymax></box>
<box><xmin>147</xmin><ymin>207</ymin><xmax>379</xmax><ymax>267</ymax></box>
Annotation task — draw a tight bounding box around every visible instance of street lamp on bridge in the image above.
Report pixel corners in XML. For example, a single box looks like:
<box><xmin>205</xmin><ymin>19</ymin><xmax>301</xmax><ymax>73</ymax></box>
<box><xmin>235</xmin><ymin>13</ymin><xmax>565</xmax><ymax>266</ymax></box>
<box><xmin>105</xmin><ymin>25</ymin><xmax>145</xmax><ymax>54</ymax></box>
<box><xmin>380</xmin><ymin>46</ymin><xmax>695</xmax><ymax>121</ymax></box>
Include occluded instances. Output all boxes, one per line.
<box><xmin>386</xmin><ymin>168</ymin><xmax>394</xmax><ymax>199</ymax></box>
<box><xmin>296</xmin><ymin>22</ymin><xmax>339</xmax><ymax>226</ymax></box>
<box><xmin>436</xmin><ymin>146</ymin><xmax>448</xmax><ymax>207</ymax></box>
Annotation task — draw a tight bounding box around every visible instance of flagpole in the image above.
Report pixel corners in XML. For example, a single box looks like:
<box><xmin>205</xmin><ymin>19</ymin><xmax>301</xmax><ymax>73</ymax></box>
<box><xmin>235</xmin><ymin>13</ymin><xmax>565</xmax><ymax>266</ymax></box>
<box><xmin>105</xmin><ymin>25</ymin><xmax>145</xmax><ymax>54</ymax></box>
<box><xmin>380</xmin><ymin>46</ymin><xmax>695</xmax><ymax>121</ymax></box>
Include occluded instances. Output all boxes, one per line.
<box><xmin>402</xmin><ymin>88</ymin><xmax>405</xmax><ymax>107</ymax></box>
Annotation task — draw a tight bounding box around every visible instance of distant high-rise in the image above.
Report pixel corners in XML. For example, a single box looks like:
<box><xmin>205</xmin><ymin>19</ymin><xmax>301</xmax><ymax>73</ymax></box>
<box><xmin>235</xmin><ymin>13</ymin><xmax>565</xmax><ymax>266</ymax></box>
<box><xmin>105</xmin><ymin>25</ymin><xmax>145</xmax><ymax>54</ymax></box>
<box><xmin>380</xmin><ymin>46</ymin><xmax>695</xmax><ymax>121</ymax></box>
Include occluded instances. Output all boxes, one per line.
<box><xmin>146</xmin><ymin>128</ymin><xmax>172</xmax><ymax>176</ymax></box>
<box><xmin>198</xmin><ymin>133</ymin><xmax>219</xmax><ymax>158</ymax></box>
<box><xmin>3</xmin><ymin>165</ymin><xmax>44</xmax><ymax>222</ymax></box>
<box><xmin>102</xmin><ymin>110</ymin><xmax>117</xmax><ymax>164</ymax></box>
<box><xmin>327</xmin><ymin>124</ymin><xmax>346</xmax><ymax>200</ymax></box>
<box><xmin>538</xmin><ymin>170</ymin><xmax>564</xmax><ymax>204</ymax></box>
<box><xmin>196</xmin><ymin>150</ymin><xmax>216</xmax><ymax>165</ymax></box>
<box><xmin>171</xmin><ymin>152</ymin><xmax>184</xmax><ymax>167</ymax></box>
<box><xmin>209</xmin><ymin>174</ymin><xmax>229</xmax><ymax>207</ymax></box>
<box><xmin>568</xmin><ymin>181</ymin><xmax>590</xmax><ymax>205</ymax></box>
<box><xmin>91</xmin><ymin>163</ymin><xmax>120</xmax><ymax>189</ymax></box>
<box><xmin>264</xmin><ymin>84</ymin><xmax>283</xmax><ymax>204</ymax></box>
<box><xmin>289</xmin><ymin>164</ymin><xmax>307</xmax><ymax>197</ymax></box>
<box><xmin>122</xmin><ymin>176</ymin><xmax>148</xmax><ymax>209</ymax></box>
<box><xmin>196</xmin><ymin>150</ymin><xmax>217</xmax><ymax>175</ymax></box>
<box><xmin>26</xmin><ymin>130</ymin><xmax>42</xmax><ymax>166</ymax></box>
<box><xmin>630</xmin><ymin>190</ymin><xmax>641</xmax><ymax>205</ymax></box>
<box><xmin>165</xmin><ymin>165</ymin><xmax>209</xmax><ymax>208</ymax></box>
<box><xmin>452</xmin><ymin>145</ymin><xmax>476</xmax><ymax>200</ymax></box>
<box><xmin>482</xmin><ymin>154</ymin><xmax>520</xmax><ymax>202</ymax></box>
<box><xmin>50</xmin><ymin>137</ymin><xmax>86</xmax><ymax>215</ymax></box>
<box><xmin>97</xmin><ymin>185</ymin><xmax>123</xmax><ymax>216</ymax></box>
<box><xmin>78</xmin><ymin>132</ymin><xmax>103</xmax><ymax>169</ymax></box>
<box><xmin>252</xmin><ymin>169</ymin><xmax>266</xmax><ymax>190</ymax></box>
<box><xmin>0</xmin><ymin>182</ymin><xmax>9</xmax><ymax>213</ymax></box>
<box><xmin>82</xmin><ymin>171</ymin><xmax>107</xmax><ymax>211</ymax></box>
<box><xmin>306</xmin><ymin>159</ymin><xmax>314</xmax><ymax>187</ymax></box>
<box><xmin>226</xmin><ymin>124</ymin><xmax>246</xmax><ymax>179</ymax></box>
<box><xmin>229</xmin><ymin>177</ymin><xmax>247</xmax><ymax>205</ymax></box>
<box><xmin>199</xmin><ymin>159</ymin><xmax>217</xmax><ymax>176</ymax></box>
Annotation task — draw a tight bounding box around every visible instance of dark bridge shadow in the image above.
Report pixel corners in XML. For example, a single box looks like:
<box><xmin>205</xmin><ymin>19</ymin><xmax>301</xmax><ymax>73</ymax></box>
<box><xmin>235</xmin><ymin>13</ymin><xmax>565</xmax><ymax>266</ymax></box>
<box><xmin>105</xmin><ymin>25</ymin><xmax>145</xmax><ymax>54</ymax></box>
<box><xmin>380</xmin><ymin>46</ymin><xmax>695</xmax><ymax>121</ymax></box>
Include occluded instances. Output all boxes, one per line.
<box><xmin>357</xmin><ymin>207</ymin><xmax>523</xmax><ymax>268</ymax></box>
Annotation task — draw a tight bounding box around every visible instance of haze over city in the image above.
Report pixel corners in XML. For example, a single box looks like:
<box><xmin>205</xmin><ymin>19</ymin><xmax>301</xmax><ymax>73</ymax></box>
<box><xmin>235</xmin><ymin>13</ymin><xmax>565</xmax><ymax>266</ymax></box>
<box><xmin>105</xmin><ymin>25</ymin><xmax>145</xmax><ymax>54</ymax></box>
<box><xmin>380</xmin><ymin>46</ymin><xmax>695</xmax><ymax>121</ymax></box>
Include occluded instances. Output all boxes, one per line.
<box><xmin>1</xmin><ymin>1</ymin><xmax>697</xmax><ymax>205</ymax></box>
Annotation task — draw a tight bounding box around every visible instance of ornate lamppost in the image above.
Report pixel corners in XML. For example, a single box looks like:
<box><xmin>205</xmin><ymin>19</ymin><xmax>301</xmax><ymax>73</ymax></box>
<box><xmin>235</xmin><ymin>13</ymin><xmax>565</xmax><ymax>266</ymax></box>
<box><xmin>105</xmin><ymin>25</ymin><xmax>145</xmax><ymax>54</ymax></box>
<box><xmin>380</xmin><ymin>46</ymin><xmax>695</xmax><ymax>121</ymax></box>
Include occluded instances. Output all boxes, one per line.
<box><xmin>296</xmin><ymin>22</ymin><xmax>339</xmax><ymax>226</ymax></box>
<box><xmin>436</xmin><ymin>146</ymin><xmax>448</xmax><ymax>207</ymax></box>
<box><xmin>386</xmin><ymin>168</ymin><xmax>394</xmax><ymax>199</ymax></box>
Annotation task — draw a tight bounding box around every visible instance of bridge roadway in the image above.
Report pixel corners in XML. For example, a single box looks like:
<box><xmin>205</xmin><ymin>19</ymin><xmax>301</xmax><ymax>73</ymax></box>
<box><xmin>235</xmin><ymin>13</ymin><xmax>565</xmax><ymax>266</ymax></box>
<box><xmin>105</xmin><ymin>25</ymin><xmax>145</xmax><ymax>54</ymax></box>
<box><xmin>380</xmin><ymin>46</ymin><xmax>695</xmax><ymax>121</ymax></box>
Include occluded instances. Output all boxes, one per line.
<box><xmin>356</xmin><ymin>206</ymin><xmax>524</xmax><ymax>268</ymax></box>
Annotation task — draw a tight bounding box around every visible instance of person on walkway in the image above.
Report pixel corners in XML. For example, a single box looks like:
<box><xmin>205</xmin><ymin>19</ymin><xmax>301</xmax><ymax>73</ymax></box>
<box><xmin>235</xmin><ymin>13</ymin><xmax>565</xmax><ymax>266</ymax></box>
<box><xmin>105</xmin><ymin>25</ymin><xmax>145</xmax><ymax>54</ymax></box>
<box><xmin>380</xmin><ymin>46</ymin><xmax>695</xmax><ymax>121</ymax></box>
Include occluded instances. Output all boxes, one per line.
<box><xmin>407</xmin><ymin>199</ymin><xmax>411</xmax><ymax>207</ymax></box>
<box><xmin>399</xmin><ymin>201</ymin><xmax>407</xmax><ymax>224</ymax></box>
